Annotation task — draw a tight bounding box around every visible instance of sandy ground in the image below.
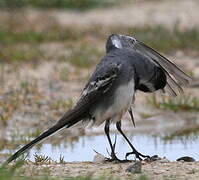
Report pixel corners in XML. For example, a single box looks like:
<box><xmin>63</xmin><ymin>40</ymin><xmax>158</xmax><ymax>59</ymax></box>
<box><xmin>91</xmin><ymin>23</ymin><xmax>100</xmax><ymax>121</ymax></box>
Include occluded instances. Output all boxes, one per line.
<box><xmin>19</xmin><ymin>161</ymin><xmax>199</xmax><ymax>180</ymax></box>
<box><xmin>1</xmin><ymin>0</ymin><xmax>199</xmax><ymax>31</ymax></box>
<box><xmin>53</xmin><ymin>0</ymin><xmax>199</xmax><ymax>30</ymax></box>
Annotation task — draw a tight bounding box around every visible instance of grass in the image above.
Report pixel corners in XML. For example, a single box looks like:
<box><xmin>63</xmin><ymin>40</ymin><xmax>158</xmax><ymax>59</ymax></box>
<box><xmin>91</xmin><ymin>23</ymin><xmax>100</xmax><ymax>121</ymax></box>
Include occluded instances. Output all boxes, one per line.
<box><xmin>1</xmin><ymin>25</ymin><xmax>199</xmax><ymax>65</ymax></box>
<box><xmin>1</xmin><ymin>46</ymin><xmax>45</xmax><ymax>63</ymax></box>
<box><xmin>68</xmin><ymin>44</ymin><xmax>102</xmax><ymax>68</ymax></box>
<box><xmin>0</xmin><ymin>80</ymin><xmax>42</xmax><ymax>126</ymax></box>
<box><xmin>0</xmin><ymin>29</ymin><xmax>81</xmax><ymax>45</ymax></box>
<box><xmin>0</xmin><ymin>0</ymin><xmax>121</xmax><ymax>10</ymax></box>
<box><xmin>139</xmin><ymin>112</ymin><xmax>154</xmax><ymax>119</ymax></box>
<box><xmin>59</xmin><ymin>66</ymin><xmax>70</xmax><ymax>81</ymax></box>
<box><xmin>128</xmin><ymin>26</ymin><xmax>199</xmax><ymax>53</ymax></box>
<box><xmin>147</xmin><ymin>94</ymin><xmax>199</xmax><ymax>112</ymax></box>
<box><xmin>163</xmin><ymin>125</ymin><xmax>199</xmax><ymax>141</ymax></box>
<box><xmin>49</xmin><ymin>98</ymin><xmax>74</xmax><ymax>110</ymax></box>
<box><xmin>0</xmin><ymin>162</ymin><xmax>56</xmax><ymax>180</ymax></box>
<box><xmin>34</xmin><ymin>154</ymin><xmax>52</xmax><ymax>164</ymax></box>
<box><xmin>1</xmin><ymin>26</ymin><xmax>199</xmax><ymax>51</ymax></box>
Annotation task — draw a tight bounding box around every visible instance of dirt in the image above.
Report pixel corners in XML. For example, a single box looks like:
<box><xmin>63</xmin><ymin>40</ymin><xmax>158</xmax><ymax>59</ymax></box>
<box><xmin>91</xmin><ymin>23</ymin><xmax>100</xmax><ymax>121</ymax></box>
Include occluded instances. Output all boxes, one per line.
<box><xmin>18</xmin><ymin>160</ymin><xmax>199</xmax><ymax>180</ymax></box>
<box><xmin>53</xmin><ymin>0</ymin><xmax>199</xmax><ymax>30</ymax></box>
<box><xmin>1</xmin><ymin>0</ymin><xmax>199</xmax><ymax>31</ymax></box>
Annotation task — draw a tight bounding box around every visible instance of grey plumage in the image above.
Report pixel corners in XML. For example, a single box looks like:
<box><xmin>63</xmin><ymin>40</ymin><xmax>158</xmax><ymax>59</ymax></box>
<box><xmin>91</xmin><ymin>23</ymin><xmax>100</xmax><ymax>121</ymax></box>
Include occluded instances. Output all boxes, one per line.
<box><xmin>3</xmin><ymin>34</ymin><xmax>191</xmax><ymax>165</ymax></box>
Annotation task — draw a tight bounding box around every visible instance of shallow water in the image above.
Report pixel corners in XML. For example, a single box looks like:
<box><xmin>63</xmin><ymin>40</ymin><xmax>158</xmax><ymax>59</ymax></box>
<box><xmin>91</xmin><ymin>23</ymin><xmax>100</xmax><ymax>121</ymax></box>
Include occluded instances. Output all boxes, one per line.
<box><xmin>24</xmin><ymin>134</ymin><xmax>199</xmax><ymax>162</ymax></box>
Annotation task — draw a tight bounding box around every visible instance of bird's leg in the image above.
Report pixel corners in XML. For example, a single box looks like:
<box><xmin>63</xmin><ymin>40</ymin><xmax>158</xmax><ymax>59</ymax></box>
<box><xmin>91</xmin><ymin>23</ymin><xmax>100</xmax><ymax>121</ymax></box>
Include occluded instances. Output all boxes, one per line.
<box><xmin>116</xmin><ymin>121</ymin><xmax>150</xmax><ymax>161</ymax></box>
<box><xmin>104</xmin><ymin>120</ymin><xmax>129</xmax><ymax>162</ymax></box>
<box><xmin>104</xmin><ymin>120</ymin><xmax>119</xmax><ymax>161</ymax></box>
<box><xmin>128</xmin><ymin>107</ymin><xmax>135</xmax><ymax>127</ymax></box>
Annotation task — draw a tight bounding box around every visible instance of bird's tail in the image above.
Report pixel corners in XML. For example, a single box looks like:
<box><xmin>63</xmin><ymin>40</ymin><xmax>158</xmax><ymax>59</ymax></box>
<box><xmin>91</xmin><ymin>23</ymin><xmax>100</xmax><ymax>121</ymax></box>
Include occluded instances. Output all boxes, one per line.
<box><xmin>2</xmin><ymin>102</ymin><xmax>88</xmax><ymax>166</ymax></box>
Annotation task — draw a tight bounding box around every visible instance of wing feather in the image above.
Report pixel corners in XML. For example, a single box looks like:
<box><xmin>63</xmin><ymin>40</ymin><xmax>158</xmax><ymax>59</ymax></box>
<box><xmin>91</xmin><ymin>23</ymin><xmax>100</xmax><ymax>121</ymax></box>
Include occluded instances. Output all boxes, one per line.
<box><xmin>124</xmin><ymin>36</ymin><xmax>192</xmax><ymax>96</ymax></box>
<box><xmin>133</xmin><ymin>41</ymin><xmax>191</xmax><ymax>85</ymax></box>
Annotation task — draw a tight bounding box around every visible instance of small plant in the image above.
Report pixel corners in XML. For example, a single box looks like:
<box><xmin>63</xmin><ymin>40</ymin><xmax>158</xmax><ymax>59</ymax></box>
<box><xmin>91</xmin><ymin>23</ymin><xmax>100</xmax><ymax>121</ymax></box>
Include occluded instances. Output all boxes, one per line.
<box><xmin>59</xmin><ymin>155</ymin><xmax>65</xmax><ymax>164</ymax></box>
<box><xmin>188</xmin><ymin>168</ymin><xmax>198</xmax><ymax>174</ymax></box>
<box><xmin>136</xmin><ymin>175</ymin><xmax>150</xmax><ymax>180</ymax></box>
<box><xmin>147</xmin><ymin>94</ymin><xmax>199</xmax><ymax>112</ymax></box>
<box><xmin>0</xmin><ymin>160</ymin><xmax>24</xmax><ymax>180</ymax></box>
<box><xmin>0</xmin><ymin>0</ymin><xmax>119</xmax><ymax>10</ymax></box>
<box><xmin>1</xmin><ymin>45</ymin><xmax>45</xmax><ymax>63</ymax></box>
<box><xmin>59</xmin><ymin>66</ymin><xmax>69</xmax><ymax>81</ymax></box>
<box><xmin>50</xmin><ymin>98</ymin><xmax>74</xmax><ymax>110</ymax></box>
<box><xmin>34</xmin><ymin>153</ymin><xmax>52</xmax><ymax>164</ymax></box>
<box><xmin>139</xmin><ymin>112</ymin><xmax>154</xmax><ymax>119</ymax></box>
<box><xmin>68</xmin><ymin>44</ymin><xmax>101</xmax><ymax>68</ymax></box>
<box><xmin>163</xmin><ymin>125</ymin><xmax>199</xmax><ymax>141</ymax></box>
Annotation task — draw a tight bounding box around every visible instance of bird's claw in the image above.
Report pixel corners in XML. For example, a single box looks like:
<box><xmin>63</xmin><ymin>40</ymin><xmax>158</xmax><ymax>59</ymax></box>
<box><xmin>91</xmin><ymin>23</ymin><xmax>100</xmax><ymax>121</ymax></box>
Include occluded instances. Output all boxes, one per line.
<box><xmin>105</xmin><ymin>156</ymin><xmax>130</xmax><ymax>163</ymax></box>
<box><xmin>105</xmin><ymin>150</ymin><xmax>131</xmax><ymax>163</ymax></box>
<box><xmin>125</xmin><ymin>151</ymin><xmax>150</xmax><ymax>161</ymax></box>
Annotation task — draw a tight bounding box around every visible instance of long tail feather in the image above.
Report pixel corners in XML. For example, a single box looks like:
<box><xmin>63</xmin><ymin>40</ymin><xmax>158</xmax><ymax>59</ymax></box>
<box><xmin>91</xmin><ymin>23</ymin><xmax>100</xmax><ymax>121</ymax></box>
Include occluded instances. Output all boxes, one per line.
<box><xmin>4</xmin><ymin>122</ymin><xmax>67</xmax><ymax>165</ymax></box>
<box><xmin>3</xmin><ymin>104</ymin><xmax>88</xmax><ymax>166</ymax></box>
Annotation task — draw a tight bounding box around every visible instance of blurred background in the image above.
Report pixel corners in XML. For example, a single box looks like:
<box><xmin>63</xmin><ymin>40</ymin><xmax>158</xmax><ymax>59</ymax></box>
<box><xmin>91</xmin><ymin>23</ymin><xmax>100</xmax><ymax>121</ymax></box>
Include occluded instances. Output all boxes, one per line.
<box><xmin>0</xmin><ymin>0</ymin><xmax>199</xmax><ymax>163</ymax></box>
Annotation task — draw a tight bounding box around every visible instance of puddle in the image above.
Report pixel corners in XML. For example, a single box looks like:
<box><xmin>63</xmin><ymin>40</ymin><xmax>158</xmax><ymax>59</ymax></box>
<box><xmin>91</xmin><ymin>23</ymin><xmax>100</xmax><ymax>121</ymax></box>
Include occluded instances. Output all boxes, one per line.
<box><xmin>1</xmin><ymin>113</ymin><xmax>199</xmax><ymax>163</ymax></box>
<box><xmin>3</xmin><ymin>134</ymin><xmax>198</xmax><ymax>162</ymax></box>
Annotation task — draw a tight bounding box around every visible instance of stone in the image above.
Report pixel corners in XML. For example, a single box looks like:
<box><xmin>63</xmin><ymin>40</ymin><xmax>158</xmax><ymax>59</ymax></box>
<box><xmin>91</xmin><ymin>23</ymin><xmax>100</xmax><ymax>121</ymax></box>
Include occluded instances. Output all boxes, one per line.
<box><xmin>125</xmin><ymin>161</ymin><xmax>142</xmax><ymax>174</ymax></box>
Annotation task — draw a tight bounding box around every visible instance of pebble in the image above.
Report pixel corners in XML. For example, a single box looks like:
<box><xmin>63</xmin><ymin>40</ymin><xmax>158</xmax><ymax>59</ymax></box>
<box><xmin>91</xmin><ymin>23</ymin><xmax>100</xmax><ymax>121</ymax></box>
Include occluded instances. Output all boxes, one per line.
<box><xmin>176</xmin><ymin>156</ymin><xmax>196</xmax><ymax>162</ymax></box>
<box><xmin>125</xmin><ymin>161</ymin><xmax>142</xmax><ymax>174</ymax></box>
<box><xmin>145</xmin><ymin>155</ymin><xmax>170</xmax><ymax>163</ymax></box>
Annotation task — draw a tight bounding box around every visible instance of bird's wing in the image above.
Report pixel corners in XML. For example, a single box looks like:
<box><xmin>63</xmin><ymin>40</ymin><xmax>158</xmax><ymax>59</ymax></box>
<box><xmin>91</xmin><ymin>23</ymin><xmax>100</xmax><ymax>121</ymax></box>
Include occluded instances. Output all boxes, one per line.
<box><xmin>128</xmin><ymin>37</ymin><xmax>191</xmax><ymax>96</ymax></box>
<box><xmin>62</xmin><ymin>62</ymin><xmax>122</xmax><ymax>127</ymax></box>
<box><xmin>3</xmin><ymin>62</ymin><xmax>121</xmax><ymax>165</ymax></box>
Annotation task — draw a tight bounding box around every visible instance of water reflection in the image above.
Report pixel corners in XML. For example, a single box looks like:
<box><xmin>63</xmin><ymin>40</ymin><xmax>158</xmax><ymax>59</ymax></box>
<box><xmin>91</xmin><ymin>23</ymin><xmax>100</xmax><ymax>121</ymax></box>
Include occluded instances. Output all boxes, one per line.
<box><xmin>27</xmin><ymin>134</ymin><xmax>199</xmax><ymax>162</ymax></box>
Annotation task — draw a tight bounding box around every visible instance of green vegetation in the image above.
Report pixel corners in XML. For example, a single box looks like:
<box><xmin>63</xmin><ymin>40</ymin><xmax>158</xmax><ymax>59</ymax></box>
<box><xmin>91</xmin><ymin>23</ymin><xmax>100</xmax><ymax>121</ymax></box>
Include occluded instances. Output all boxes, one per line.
<box><xmin>1</xmin><ymin>25</ymin><xmax>199</xmax><ymax>64</ymax></box>
<box><xmin>0</xmin><ymin>80</ymin><xmax>42</xmax><ymax>126</ymax></box>
<box><xmin>34</xmin><ymin>153</ymin><xmax>52</xmax><ymax>164</ymax></box>
<box><xmin>0</xmin><ymin>0</ymin><xmax>120</xmax><ymax>10</ymax></box>
<box><xmin>68</xmin><ymin>44</ymin><xmax>102</xmax><ymax>68</ymax></box>
<box><xmin>1</xmin><ymin>46</ymin><xmax>44</xmax><ymax>63</ymax></box>
<box><xmin>1</xmin><ymin>26</ymin><xmax>199</xmax><ymax>50</ymax></box>
<box><xmin>59</xmin><ymin>66</ymin><xmax>70</xmax><ymax>81</ymax></box>
<box><xmin>139</xmin><ymin>112</ymin><xmax>154</xmax><ymax>119</ymax></box>
<box><xmin>147</xmin><ymin>94</ymin><xmax>199</xmax><ymax>112</ymax></box>
<box><xmin>49</xmin><ymin>98</ymin><xmax>74</xmax><ymax>110</ymax></box>
<box><xmin>163</xmin><ymin>125</ymin><xmax>199</xmax><ymax>141</ymax></box>
<box><xmin>0</xmin><ymin>29</ymin><xmax>80</xmax><ymax>45</ymax></box>
<box><xmin>129</xmin><ymin>26</ymin><xmax>199</xmax><ymax>53</ymax></box>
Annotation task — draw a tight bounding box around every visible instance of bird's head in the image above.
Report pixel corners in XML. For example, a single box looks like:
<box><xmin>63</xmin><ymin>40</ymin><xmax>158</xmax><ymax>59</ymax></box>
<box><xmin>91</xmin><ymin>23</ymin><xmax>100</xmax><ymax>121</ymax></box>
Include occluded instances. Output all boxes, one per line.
<box><xmin>106</xmin><ymin>34</ymin><xmax>136</xmax><ymax>53</ymax></box>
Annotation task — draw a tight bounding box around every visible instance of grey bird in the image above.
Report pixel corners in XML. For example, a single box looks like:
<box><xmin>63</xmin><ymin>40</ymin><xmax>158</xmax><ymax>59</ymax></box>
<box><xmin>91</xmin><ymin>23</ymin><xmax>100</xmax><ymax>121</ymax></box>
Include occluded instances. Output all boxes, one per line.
<box><xmin>3</xmin><ymin>34</ymin><xmax>191</xmax><ymax>165</ymax></box>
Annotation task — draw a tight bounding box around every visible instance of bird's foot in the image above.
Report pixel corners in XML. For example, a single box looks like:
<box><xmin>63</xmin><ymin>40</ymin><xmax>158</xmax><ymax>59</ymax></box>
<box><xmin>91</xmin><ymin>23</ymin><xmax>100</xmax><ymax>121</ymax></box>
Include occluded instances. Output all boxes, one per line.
<box><xmin>125</xmin><ymin>151</ymin><xmax>150</xmax><ymax>161</ymax></box>
<box><xmin>105</xmin><ymin>152</ymin><xmax>131</xmax><ymax>163</ymax></box>
<box><xmin>105</xmin><ymin>155</ymin><xmax>130</xmax><ymax>163</ymax></box>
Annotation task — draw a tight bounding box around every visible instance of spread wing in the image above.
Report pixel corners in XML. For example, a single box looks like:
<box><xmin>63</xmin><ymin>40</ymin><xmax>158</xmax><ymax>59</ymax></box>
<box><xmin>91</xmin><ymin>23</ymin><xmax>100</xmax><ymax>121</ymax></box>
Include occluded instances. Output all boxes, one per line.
<box><xmin>131</xmin><ymin>39</ymin><xmax>191</xmax><ymax>96</ymax></box>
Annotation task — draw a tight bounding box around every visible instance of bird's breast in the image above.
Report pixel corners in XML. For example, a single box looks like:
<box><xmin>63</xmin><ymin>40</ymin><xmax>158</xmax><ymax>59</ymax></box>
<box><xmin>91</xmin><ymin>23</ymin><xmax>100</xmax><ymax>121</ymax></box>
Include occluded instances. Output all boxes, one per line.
<box><xmin>91</xmin><ymin>78</ymin><xmax>135</xmax><ymax>126</ymax></box>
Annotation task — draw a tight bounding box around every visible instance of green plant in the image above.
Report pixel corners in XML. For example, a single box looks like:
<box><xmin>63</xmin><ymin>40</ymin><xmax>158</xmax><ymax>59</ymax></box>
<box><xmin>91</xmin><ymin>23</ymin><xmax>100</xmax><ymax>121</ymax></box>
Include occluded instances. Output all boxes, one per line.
<box><xmin>147</xmin><ymin>94</ymin><xmax>199</xmax><ymax>112</ymax></box>
<box><xmin>34</xmin><ymin>154</ymin><xmax>52</xmax><ymax>164</ymax></box>
<box><xmin>0</xmin><ymin>0</ymin><xmax>120</xmax><ymax>10</ymax></box>
<box><xmin>68</xmin><ymin>44</ymin><xmax>101</xmax><ymax>68</ymax></box>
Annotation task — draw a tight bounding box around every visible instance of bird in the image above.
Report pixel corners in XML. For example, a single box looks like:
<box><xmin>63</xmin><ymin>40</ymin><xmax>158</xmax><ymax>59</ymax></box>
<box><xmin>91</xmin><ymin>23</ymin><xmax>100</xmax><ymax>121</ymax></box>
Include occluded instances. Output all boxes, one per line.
<box><xmin>3</xmin><ymin>34</ymin><xmax>191</xmax><ymax>165</ymax></box>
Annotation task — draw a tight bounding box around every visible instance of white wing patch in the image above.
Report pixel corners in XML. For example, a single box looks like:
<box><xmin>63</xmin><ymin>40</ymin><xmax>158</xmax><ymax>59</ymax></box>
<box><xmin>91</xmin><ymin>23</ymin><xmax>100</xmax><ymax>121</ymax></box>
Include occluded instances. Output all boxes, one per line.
<box><xmin>81</xmin><ymin>74</ymin><xmax>117</xmax><ymax>97</ymax></box>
